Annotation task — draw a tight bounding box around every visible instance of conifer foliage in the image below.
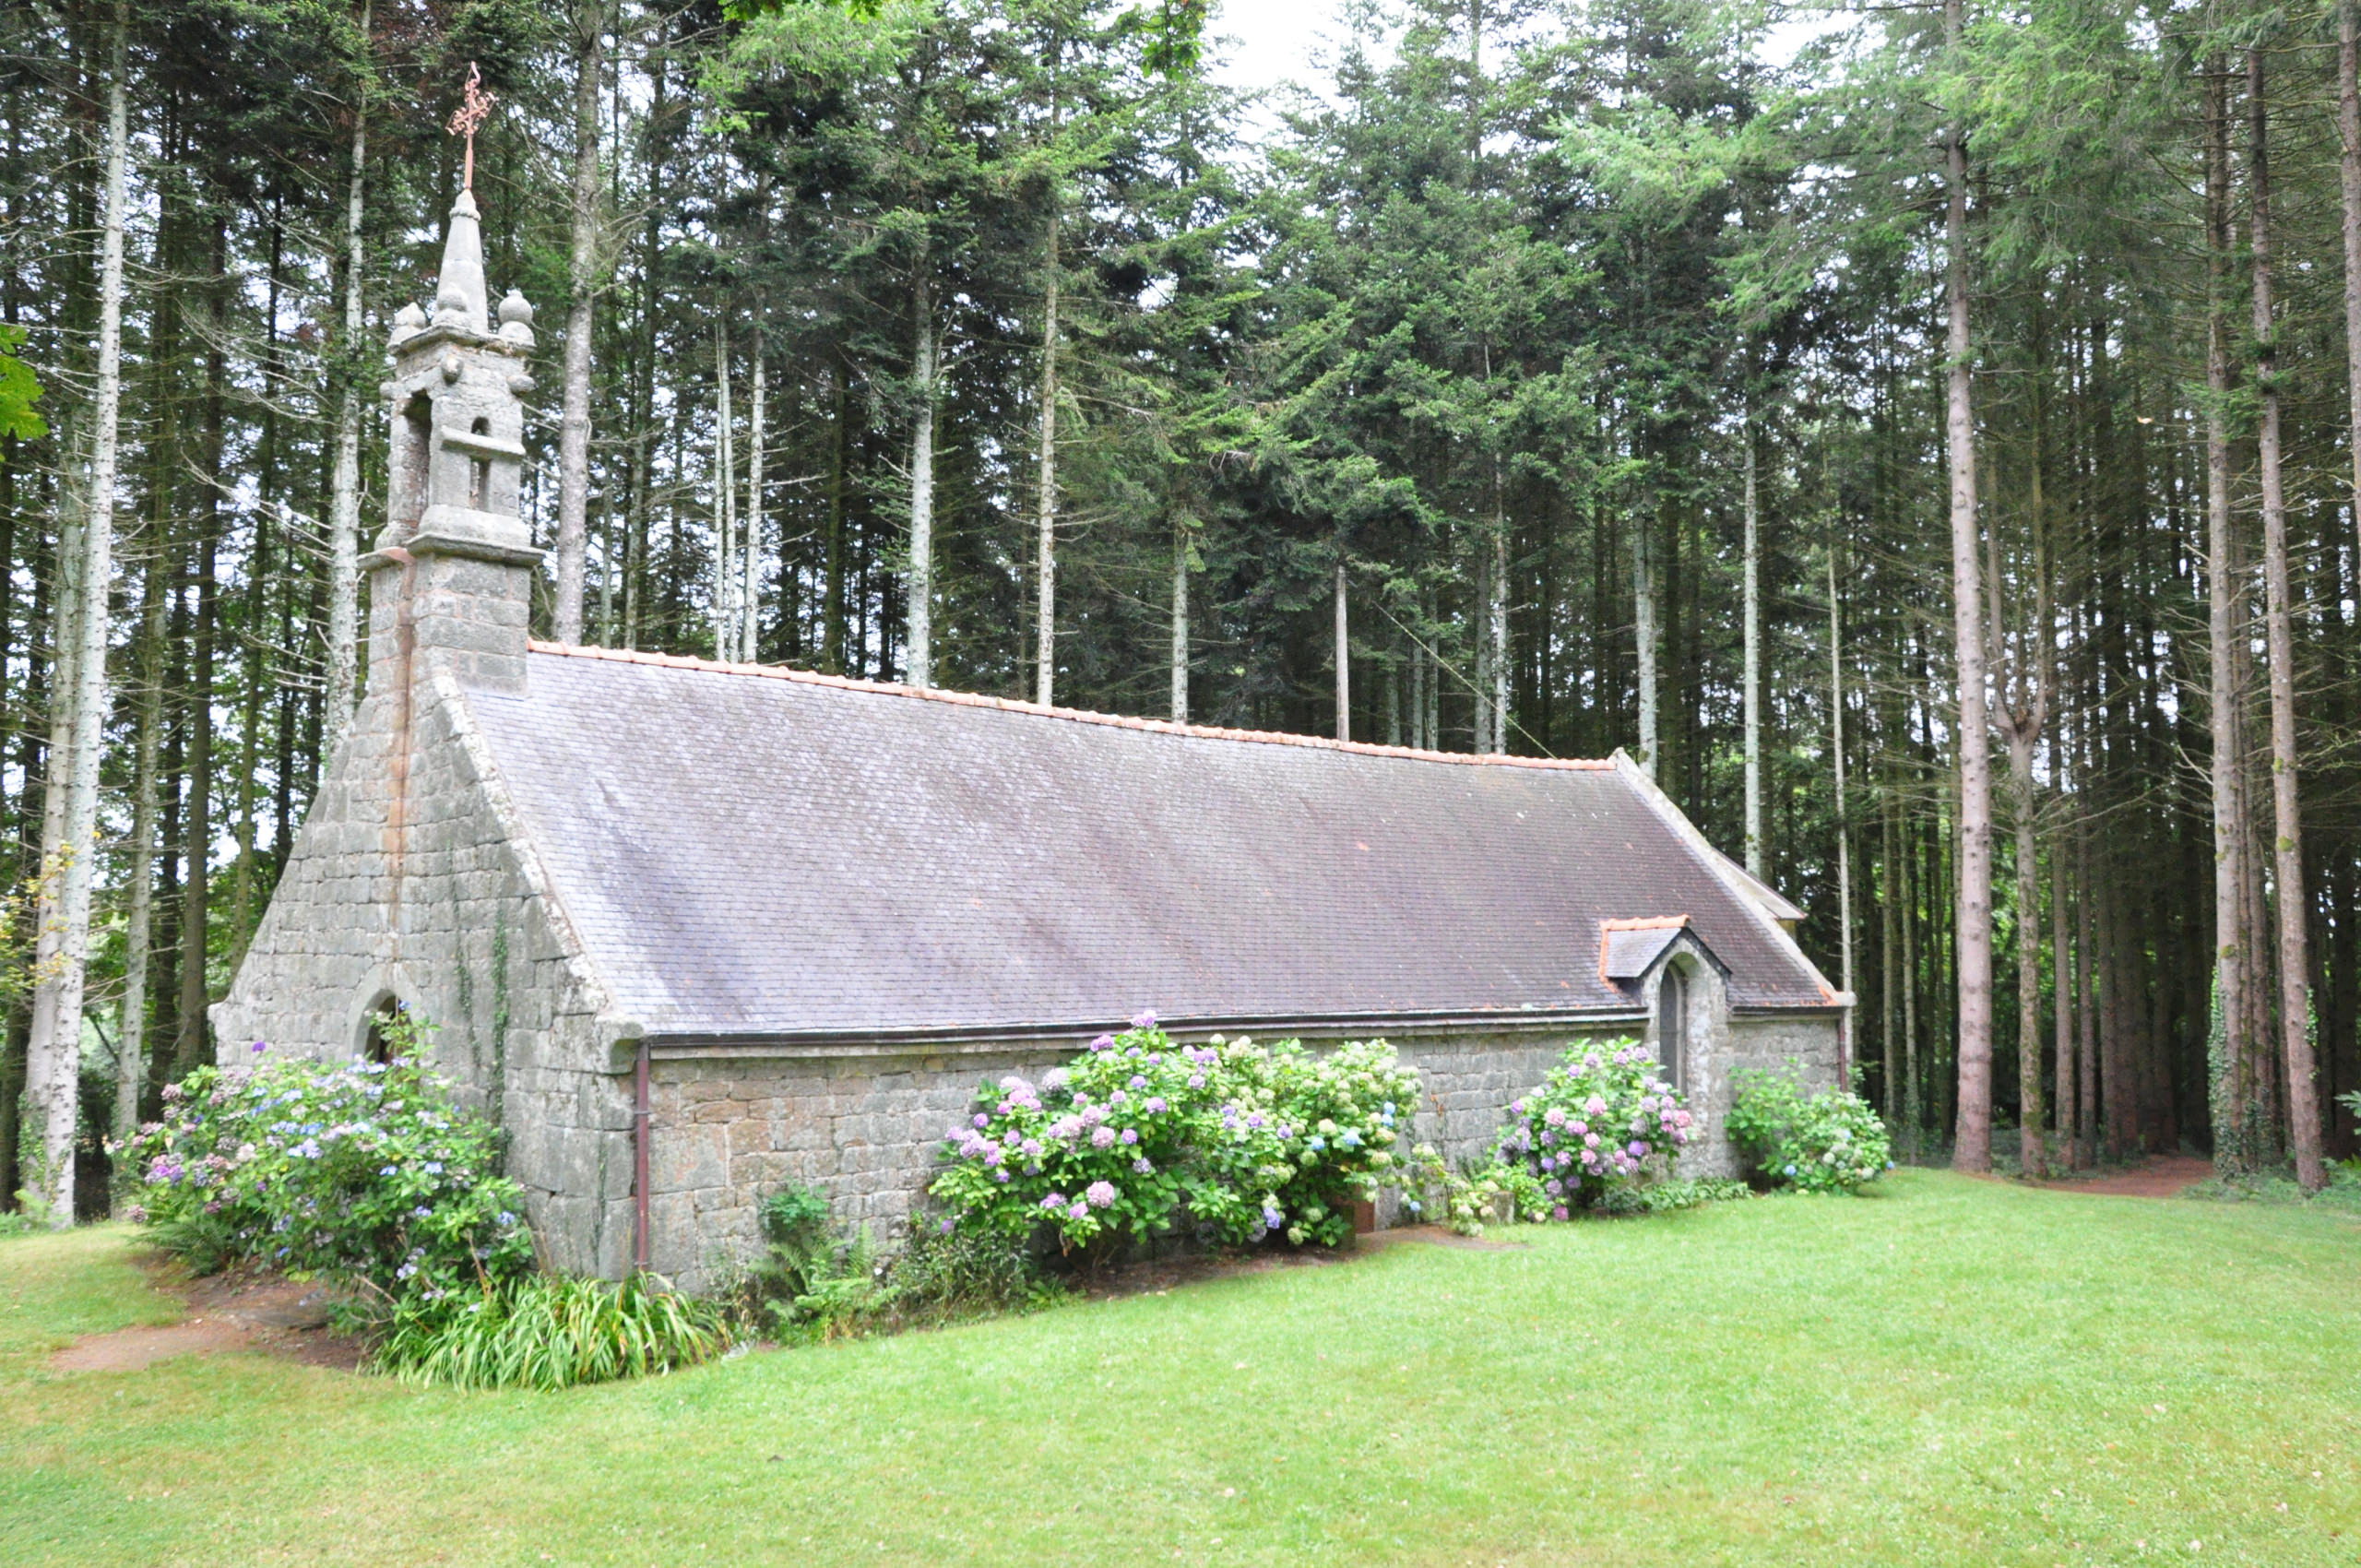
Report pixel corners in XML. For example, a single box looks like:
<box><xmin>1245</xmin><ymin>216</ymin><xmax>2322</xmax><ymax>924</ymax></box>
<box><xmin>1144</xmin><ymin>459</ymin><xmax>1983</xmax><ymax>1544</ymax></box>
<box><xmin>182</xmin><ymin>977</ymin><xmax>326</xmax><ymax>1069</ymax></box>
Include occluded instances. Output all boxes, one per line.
<box><xmin>4</xmin><ymin>0</ymin><xmax>2360</xmax><ymax>1210</ymax></box>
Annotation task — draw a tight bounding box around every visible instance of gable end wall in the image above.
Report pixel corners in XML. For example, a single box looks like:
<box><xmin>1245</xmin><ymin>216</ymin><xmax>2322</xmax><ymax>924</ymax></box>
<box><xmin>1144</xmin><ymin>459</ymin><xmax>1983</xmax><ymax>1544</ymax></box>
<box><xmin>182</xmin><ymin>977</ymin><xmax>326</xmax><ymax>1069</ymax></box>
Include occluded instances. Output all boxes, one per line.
<box><xmin>212</xmin><ymin>658</ymin><xmax>635</xmax><ymax>1277</ymax></box>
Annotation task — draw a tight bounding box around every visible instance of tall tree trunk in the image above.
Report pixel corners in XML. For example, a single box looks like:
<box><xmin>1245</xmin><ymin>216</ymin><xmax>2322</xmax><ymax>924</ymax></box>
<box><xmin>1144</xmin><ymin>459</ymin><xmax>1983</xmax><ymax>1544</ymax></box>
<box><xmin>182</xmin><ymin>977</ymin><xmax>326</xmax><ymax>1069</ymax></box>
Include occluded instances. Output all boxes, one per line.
<box><xmin>2205</xmin><ymin>55</ymin><xmax>2257</xmax><ymax>1175</ymax></box>
<box><xmin>2248</xmin><ymin>49</ymin><xmax>2327</xmax><ymax>1191</ymax></box>
<box><xmin>1828</xmin><ymin>541</ymin><xmax>1852</xmax><ymax>1078</ymax></box>
<box><xmin>1902</xmin><ymin>795</ymin><xmax>1923</xmax><ymax>1158</ymax></box>
<box><xmin>1034</xmin><ymin>203</ymin><xmax>1061</xmax><ymax>707</ymax></box>
<box><xmin>1334</xmin><ymin>560</ymin><xmax>1349</xmax><ymax>742</ymax></box>
<box><xmin>2075</xmin><ymin>797</ymin><xmax>2099</xmax><ymax>1163</ymax></box>
<box><xmin>1489</xmin><ymin>473</ymin><xmax>1509</xmax><ymax>754</ymax></box>
<box><xmin>177</xmin><ymin>241</ymin><xmax>224</xmax><ymax>1076</ymax></box>
<box><xmin>825</xmin><ymin>369</ymin><xmax>846</xmax><ymax>674</ymax></box>
<box><xmin>1169</xmin><ymin>520</ymin><xmax>1189</xmax><ymax>721</ymax></box>
<box><xmin>117</xmin><ymin>534</ymin><xmax>164</xmax><ymax>1158</ymax></box>
<box><xmin>2008</xmin><ymin>731</ymin><xmax>2045</xmax><ymax>1176</ymax></box>
<box><xmin>2051</xmin><ymin>827</ymin><xmax>2076</xmax><ymax>1169</ymax></box>
<box><xmin>324</xmin><ymin>0</ymin><xmax>368</xmax><ymax>754</ymax></box>
<box><xmin>1744</xmin><ymin>405</ymin><xmax>1763</xmax><ymax>877</ymax></box>
<box><xmin>26</xmin><ymin>446</ymin><xmax>82</xmax><ymax>1212</ymax></box>
<box><xmin>743</xmin><ymin>326</ymin><xmax>763</xmax><ymax>662</ymax></box>
<box><xmin>1881</xmin><ymin>764</ymin><xmax>1902</xmax><ymax>1125</ymax></box>
<box><xmin>1634</xmin><ymin>509</ymin><xmax>1657</xmax><ymax>777</ymax></box>
<box><xmin>39</xmin><ymin>0</ymin><xmax>130</xmax><ymax>1222</ymax></box>
<box><xmin>1944</xmin><ymin>0</ymin><xmax>1997</xmax><ymax>1173</ymax></box>
<box><xmin>2342</xmin><ymin>3</ymin><xmax>2361</xmax><ymax>571</ymax></box>
<box><xmin>552</xmin><ymin>0</ymin><xmax>607</xmax><ymax>646</ymax></box>
<box><xmin>907</xmin><ymin>278</ymin><xmax>935</xmax><ymax>688</ymax></box>
<box><xmin>712</xmin><ymin>317</ymin><xmax>734</xmax><ymax>657</ymax></box>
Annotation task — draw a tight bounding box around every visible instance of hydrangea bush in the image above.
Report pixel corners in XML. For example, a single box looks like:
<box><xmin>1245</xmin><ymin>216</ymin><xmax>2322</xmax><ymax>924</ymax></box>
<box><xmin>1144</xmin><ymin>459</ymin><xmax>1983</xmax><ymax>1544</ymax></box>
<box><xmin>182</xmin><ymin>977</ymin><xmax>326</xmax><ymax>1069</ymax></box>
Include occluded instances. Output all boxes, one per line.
<box><xmin>1489</xmin><ymin>1039</ymin><xmax>1694</xmax><ymax>1218</ymax></box>
<box><xmin>929</xmin><ymin>1016</ymin><xmax>1419</xmax><ymax>1252</ymax></box>
<box><xmin>1726</xmin><ymin>1065</ymin><xmax>1892</xmax><ymax>1193</ymax></box>
<box><xmin>121</xmin><ymin>1044</ymin><xmax>535</xmax><ymax>1302</ymax></box>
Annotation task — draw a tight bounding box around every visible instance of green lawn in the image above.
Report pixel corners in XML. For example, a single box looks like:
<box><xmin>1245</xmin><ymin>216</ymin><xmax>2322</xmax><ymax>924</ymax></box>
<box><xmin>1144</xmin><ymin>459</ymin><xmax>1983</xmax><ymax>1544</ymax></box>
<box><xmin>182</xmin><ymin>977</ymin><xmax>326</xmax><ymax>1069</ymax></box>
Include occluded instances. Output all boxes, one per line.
<box><xmin>5</xmin><ymin>1171</ymin><xmax>2358</xmax><ymax>1566</ymax></box>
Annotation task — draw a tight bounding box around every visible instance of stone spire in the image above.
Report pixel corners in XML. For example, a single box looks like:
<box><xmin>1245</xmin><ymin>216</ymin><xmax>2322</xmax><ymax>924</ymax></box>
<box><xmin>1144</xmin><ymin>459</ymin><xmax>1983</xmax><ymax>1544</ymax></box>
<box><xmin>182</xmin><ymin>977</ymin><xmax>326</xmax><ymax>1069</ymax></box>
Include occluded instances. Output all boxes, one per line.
<box><xmin>431</xmin><ymin>188</ymin><xmax>491</xmax><ymax>337</ymax></box>
<box><xmin>363</xmin><ymin>184</ymin><xmax>540</xmax><ymax>693</ymax></box>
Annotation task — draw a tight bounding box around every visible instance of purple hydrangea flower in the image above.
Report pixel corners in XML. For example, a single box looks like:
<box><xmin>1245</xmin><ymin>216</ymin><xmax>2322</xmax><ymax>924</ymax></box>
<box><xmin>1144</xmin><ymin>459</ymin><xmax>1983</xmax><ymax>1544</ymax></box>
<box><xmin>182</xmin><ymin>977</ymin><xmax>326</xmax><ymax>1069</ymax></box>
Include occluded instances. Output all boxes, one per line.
<box><xmin>1091</xmin><ymin>1126</ymin><xmax>1118</xmax><ymax>1149</ymax></box>
<box><xmin>1041</xmin><ymin>1192</ymin><xmax>1067</xmax><ymax>1211</ymax></box>
<box><xmin>1090</xmin><ymin>1034</ymin><xmax>1116</xmax><ymax>1052</ymax></box>
<box><xmin>974</xmin><ymin>1113</ymin><xmax>991</xmax><ymax>1129</ymax></box>
<box><xmin>1120</xmin><ymin>1128</ymin><xmax>1138</xmax><ymax>1146</ymax></box>
<box><xmin>1085</xmin><ymin>1181</ymin><xmax>1117</xmax><ymax>1209</ymax></box>
<box><xmin>1133</xmin><ymin>1157</ymin><xmax>1156</xmax><ymax>1174</ymax></box>
<box><xmin>1628</xmin><ymin>1140</ymin><xmax>1649</xmax><ymax>1158</ymax></box>
<box><xmin>1145</xmin><ymin>1097</ymin><xmax>1168</xmax><ymax>1115</ymax></box>
<box><xmin>1132</xmin><ymin>1012</ymin><xmax>1157</xmax><ymax>1030</ymax></box>
<box><xmin>1068</xmin><ymin>1202</ymin><xmax>1090</xmax><ymax>1222</ymax></box>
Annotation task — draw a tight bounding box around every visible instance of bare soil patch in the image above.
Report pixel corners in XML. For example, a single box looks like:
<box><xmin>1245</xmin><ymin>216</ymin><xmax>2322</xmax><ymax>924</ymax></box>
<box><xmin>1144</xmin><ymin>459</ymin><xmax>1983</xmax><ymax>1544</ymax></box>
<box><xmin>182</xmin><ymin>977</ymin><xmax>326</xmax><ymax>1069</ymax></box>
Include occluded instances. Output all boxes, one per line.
<box><xmin>50</xmin><ymin>1253</ymin><xmax>366</xmax><ymax>1374</ymax></box>
<box><xmin>2030</xmin><ymin>1154</ymin><xmax>2215</xmax><ymax>1200</ymax></box>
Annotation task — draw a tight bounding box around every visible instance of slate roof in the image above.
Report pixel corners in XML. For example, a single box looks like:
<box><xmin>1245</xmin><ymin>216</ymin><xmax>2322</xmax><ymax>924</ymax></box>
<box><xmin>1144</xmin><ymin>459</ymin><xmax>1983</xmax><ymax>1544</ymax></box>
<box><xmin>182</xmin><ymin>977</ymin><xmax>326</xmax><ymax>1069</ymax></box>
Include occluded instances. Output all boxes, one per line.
<box><xmin>461</xmin><ymin>646</ymin><xmax>1838</xmax><ymax>1042</ymax></box>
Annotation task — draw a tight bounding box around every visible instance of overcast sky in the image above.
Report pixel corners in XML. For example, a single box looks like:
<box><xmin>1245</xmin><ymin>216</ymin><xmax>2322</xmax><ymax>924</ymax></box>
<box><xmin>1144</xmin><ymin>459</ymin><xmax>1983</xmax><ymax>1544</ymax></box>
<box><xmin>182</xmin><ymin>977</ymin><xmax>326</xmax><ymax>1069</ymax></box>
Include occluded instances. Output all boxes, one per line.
<box><xmin>1208</xmin><ymin>0</ymin><xmax>1358</xmax><ymax>100</ymax></box>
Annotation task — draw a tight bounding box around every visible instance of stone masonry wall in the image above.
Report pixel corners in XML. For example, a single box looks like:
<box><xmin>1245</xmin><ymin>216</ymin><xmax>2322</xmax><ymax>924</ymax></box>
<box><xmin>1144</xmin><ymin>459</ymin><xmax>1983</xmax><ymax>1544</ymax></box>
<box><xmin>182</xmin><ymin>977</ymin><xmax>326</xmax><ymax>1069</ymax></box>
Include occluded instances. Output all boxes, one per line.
<box><xmin>647</xmin><ymin>1012</ymin><xmax>1840</xmax><ymax>1290</ymax></box>
<box><xmin>212</xmin><ymin>646</ymin><xmax>637</xmax><ymax>1278</ymax></box>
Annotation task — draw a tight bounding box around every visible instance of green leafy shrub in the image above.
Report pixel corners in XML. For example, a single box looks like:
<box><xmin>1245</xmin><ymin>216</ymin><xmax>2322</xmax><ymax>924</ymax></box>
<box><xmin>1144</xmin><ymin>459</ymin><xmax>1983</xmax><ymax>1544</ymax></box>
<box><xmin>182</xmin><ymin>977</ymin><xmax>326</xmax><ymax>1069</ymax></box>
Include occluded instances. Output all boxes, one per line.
<box><xmin>372</xmin><ymin>1271</ymin><xmax>730</xmax><ymax>1390</ymax></box>
<box><xmin>1398</xmin><ymin>1144</ymin><xmax>1506</xmax><ymax>1235</ymax></box>
<box><xmin>929</xmin><ymin>1016</ymin><xmax>1418</xmax><ymax>1253</ymax></box>
<box><xmin>1727</xmin><ymin>1066</ymin><xmax>1892</xmax><ymax>1193</ymax></box>
<box><xmin>123</xmin><ymin>1043</ymin><xmax>534</xmax><ymax>1298</ymax></box>
<box><xmin>733</xmin><ymin>1182</ymin><xmax>1057</xmax><ymax>1340</ymax></box>
<box><xmin>125</xmin><ymin>1036</ymin><xmax>726</xmax><ymax>1390</ymax></box>
<box><xmin>1489</xmin><ymin>1039</ymin><xmax>1694</xmax><ymax>1216</ymax></box>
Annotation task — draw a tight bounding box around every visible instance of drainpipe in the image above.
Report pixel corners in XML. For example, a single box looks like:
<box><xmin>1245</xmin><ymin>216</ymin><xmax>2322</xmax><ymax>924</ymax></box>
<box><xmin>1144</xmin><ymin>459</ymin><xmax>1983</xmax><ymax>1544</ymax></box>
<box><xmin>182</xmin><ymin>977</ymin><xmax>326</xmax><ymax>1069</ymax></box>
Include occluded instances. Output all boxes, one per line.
<box><xmin>633</xmin><ymin>1039</ymin><xmax>650</xmax><ymax>1273</ymax></box>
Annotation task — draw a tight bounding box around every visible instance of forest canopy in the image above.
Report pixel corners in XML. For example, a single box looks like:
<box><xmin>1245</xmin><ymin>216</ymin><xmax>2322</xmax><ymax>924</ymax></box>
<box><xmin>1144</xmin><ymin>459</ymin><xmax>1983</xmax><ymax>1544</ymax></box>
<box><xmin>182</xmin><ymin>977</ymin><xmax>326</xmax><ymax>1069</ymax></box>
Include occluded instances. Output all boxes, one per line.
<box><xmin>5</xmin><ymin>0</ymin><xmax>2359</xmax><ymax>1219</ymax></box>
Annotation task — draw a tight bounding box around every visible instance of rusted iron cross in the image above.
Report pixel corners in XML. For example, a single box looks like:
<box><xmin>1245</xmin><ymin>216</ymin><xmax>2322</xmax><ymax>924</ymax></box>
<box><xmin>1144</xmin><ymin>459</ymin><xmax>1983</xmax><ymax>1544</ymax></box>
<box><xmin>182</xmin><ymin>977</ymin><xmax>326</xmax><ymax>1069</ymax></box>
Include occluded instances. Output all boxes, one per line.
<box><xmin>446</xmin><ymin>61</ymin><xmax>496</xmax><ymax>193</ymax></box>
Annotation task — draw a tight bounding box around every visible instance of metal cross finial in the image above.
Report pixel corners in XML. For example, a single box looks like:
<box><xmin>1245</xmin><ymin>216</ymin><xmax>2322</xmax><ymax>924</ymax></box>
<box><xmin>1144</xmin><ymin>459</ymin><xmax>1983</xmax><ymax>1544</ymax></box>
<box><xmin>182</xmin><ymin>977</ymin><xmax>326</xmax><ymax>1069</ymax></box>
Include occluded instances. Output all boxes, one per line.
<box><xmin>447</xmin><ymin>61</ymin><xmax>496</xmax><ymax>193</ymax></box>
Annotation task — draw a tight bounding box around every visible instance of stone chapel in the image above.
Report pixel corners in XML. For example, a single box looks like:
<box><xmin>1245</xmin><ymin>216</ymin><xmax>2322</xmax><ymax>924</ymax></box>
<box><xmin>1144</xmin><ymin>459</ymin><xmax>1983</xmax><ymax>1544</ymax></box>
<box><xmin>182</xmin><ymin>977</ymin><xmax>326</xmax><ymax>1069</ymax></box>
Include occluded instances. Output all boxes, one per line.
<box><xmin>214</xmin><ymin>190</ymin><xmax>1848</xmax><ymax>1289</ymax></box>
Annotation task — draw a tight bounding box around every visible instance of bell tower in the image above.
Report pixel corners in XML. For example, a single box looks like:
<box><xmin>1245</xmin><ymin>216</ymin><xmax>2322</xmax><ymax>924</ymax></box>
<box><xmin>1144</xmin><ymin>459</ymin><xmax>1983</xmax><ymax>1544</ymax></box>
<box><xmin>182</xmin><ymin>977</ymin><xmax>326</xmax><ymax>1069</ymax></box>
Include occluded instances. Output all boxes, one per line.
<box><xmin>362</xmin><ymin>182</ymin><xmax>541</xmax><ymax>693</ymax></box>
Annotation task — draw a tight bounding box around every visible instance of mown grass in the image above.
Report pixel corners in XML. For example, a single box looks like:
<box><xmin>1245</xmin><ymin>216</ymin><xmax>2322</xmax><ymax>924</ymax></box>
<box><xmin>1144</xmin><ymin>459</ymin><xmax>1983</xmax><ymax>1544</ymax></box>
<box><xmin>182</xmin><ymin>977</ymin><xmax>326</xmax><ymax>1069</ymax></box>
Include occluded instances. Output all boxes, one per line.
<box><xmin>5</xmin><ymin>1171</ymin><xmax>2358</xmax><ymax>1566</ymax></box>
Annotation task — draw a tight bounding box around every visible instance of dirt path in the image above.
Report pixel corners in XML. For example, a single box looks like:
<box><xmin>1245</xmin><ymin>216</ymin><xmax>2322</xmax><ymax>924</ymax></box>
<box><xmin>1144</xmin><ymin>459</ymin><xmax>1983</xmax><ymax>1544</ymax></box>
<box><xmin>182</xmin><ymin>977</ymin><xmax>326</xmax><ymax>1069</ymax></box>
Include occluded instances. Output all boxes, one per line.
<box><xmin>2029</xmin><ymin>1154</ymin><xmax>2215</xmax><ymax>1199</ymax></box>
<box><xmin>50</xmin><ymin>1257</ymin><xmax>365</xmax><ymax>1374</ymax></box>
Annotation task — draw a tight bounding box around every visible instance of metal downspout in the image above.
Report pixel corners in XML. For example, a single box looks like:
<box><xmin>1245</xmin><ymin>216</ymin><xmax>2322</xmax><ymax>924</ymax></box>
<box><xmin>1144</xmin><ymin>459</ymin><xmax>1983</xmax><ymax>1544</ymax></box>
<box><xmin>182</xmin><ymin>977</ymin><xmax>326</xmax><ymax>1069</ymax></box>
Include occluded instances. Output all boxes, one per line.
<box><xmin>633</xmin><ymin>1039</ymin><xmax>650</xmax><ymax>1272</ymax></box>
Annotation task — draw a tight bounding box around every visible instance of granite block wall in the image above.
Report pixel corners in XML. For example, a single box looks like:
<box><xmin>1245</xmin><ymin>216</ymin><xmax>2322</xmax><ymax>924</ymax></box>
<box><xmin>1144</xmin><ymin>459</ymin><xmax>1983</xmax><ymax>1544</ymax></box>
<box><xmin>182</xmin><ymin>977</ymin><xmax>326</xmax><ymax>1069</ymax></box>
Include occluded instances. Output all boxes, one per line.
<box><xmin>211</xmin><ymin>655</ymin><xmax>635</xmax><ymax>1279</ymax></box>
<box><xmin>644</xmin><ymin>1013</ymin><xmax>1840</xmax><ymax>1290</ymax></box>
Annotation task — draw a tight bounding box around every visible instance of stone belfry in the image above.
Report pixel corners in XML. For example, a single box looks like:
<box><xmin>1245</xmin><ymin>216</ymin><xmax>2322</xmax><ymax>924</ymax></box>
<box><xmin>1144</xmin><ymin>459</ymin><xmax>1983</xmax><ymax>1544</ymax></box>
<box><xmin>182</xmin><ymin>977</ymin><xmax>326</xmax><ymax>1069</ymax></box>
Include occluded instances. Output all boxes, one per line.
<box><xmin>362</xmin><ymin>159</ymin><xmax>541</xmax><ymax>694</ymax></box>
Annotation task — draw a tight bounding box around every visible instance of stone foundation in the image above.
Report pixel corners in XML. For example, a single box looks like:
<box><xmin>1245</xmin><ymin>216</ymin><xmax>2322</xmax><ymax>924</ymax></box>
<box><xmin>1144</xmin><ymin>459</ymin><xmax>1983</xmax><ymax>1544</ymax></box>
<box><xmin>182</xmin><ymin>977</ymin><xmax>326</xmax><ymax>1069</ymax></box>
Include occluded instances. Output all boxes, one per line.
<box><xmin>646</xmin><ymin>1014</ymin><xmax>1840</xmax><ymax>1290</ymax></box>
